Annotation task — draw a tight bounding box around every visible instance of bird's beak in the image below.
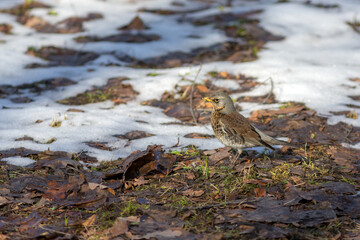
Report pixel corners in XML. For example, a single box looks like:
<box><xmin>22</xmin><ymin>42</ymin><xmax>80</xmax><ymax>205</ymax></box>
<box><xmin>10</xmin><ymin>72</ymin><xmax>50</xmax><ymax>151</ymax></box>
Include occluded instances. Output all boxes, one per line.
<box><xmin>203</xmin><ymin>97</ymin><xmax>212</xmax><ymax>102</ymax></box>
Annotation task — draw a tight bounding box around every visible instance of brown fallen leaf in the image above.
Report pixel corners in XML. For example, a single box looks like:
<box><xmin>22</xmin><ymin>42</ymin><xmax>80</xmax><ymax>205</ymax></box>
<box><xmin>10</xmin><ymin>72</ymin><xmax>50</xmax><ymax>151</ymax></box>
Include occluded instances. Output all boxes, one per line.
<box><xmin>0</xmin><ymin>233</ymin><xmax>9</xmax><ymax>240</ymax></box>
<box><xmin>107</xmin><ymin>217</ymin><xmax>129</xmax><ymax>237</ymax></box>
<box><xmin>291</xmin><ymin>176</ymin><xmax>305</xmax><ymax>185</ymax></box>
<box><xmin>119</xmin><ymin>16</ymin><xmax>148</xmax><ymax>30</ymax></box>
<box><xmin>327</xmin><ymin>146</ymin><xmax>358</xmax><ymax>173</ymax></box>
<box><xmin>219</xmin><ymin>71</ymin><xmax>229</xmax><ymax>78</ymax></box>
<box><xmin>196</xmin><ymin>85</ymin><xmax>209</xmax><ymax>93</ymax></box>
<box><xmin>238</xmin><ymin>224</ymin><xmax>255</xmax><ymax>234</ymax></box>
<box><xmin>114</xmin><ymin>130</ymin><xmax>154</xmax><ymax>140</ymax></box>
<box><xmin>254</xmin><ymin>187</ymin><xmax>266</xmax><ymax>197</ymax></box>
<box><xmin>0</xmin><ymin>23</ymin><xmax>12</xmax><ymax>34</ymax></box>
<box><xmin>132</xmin><ymin>229</ymin><xmax>183</xmax><ymax>240</ymax></box>
<box><xmin>11</xmin><ymin>96</ymin><xmax>33</xmax><ymax>103</ymax></box>
<box><xmin>133</xmin><ymin>176</ymin><xmax>148</xmax><ymax>187</ymax></box>
<box><xmin>105</xmin><ymin>145</ymin><xmax>177</xmax><ymax>182</ymax></box>
<box><xmin>350</xmin><ymin>77</ymin><xmax>360</xmax><ymax>82</ymax></box>
<box><xmin>249</xmin><ymin>104</ymin><xmax>304</xmax><ymax>121</ymax></box>
<box><xmin>82</xmin><ymin>214</ymin><xmax>97</xmax><ymax>228</ymax></box>
<box><xmin>208</xmin><ymin>147</ymin><xmax>231</xmax><ymax>165</ymax></box>
<box><xmin>66</xmin><ymin>108</ymin><xmax>85</xmax><ymax>112</ymax></box>
<box><xmin>184</xmin><ymin>172</ymin><xmax>196</xmax><ymax>180</ymax></box>
<box><xmin>183</xmin><ymin>133</ymin><xmax>214</xmax><ymax>139</ymax></box>
<box><xmin>183</xmin><ymin>189</ymin><xmax>204</xmax><ymax>197</ymax></box>
<box><xmin>0</xmin><ymin>196</ymin><xmax>11</xmax><ymax>207</ymax></box>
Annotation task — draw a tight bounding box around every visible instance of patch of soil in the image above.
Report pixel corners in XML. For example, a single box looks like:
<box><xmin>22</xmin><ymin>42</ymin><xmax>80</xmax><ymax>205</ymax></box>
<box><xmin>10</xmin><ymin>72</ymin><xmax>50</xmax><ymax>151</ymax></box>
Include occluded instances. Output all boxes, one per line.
<box><xmin>0</xmin><ymin>1</ymin><xmax>51</xmax><ymax>16</ymax></box>
<box><xmin>347</xmin><ymin>19</ymin><xmax>360</xmax><ymax>34</ymax></box>
<box><xmin>0</xmin><ymin>85</ymin><xmax>19</xmax><ymax>98</ymax></box>
<box><xmin>26</xmin><ymin>46</ymin><xmax>99</xmax><ymax>67</ymax></box>
<box><xmin>18</xmin><ymin>12</ymin><xmax>103</xmax><ymax>34</ymax></box>
<box><xmin>57</xmin><ymin>76</ymin><xmax>138</xmax><ymax>105</ymax></box>
<box><xmin>304</xmin><ymin>0</ymin><xmax>340</xmax><ymax>9</ymax></box>
<box><xmin>349</xmin><ymin>95</ymin><xmax>360</xmax><ymax>101</ymax></box>
<box><xmin>10</xmin><ymin>96</ymin><xmax>33</xmax><ymax>103</ymax></box>
<box><xmin>75</xmin><ymin>32</ymin><xmax>160</xmax><ymax>43</ymax></box>
<box><xmin>133</xmin><ymin>41</ymin><xmax>259</xmax><ymax>68</ymax></box>
<box><xmin>18</xmin><ymin>77</ymin><xmax>76</xmax><ymax>92</ymax></box>
<box><xmin>238</xmin><ymin>93</ymin><xmax>277</xmax><ymax>104</ymax></box>
<box><xmin>0</xmin><ymin>23</ymin><xmax>12</xmax><ymax>34</ymax></box>
<box><xmin>137</xmin><ymin>6</ymin><xmax>209</xmax><ymax>15</ymax></box>
<box><xmin>118</xmin><ymin>16</ymin><xmax>149</xmax><ymax>30</ymax></box>
<box><xmin>0</xmin><ymin>78</ymin><xmax>76</xmax><ymax>100</ymax></box>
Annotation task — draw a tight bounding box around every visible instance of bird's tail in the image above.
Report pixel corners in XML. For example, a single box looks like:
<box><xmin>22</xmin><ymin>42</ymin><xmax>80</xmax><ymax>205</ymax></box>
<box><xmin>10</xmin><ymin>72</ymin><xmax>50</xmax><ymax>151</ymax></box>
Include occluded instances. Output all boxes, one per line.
<box><xmin>254</xmin><ymin>126</ymin><xmax>296</xmax><ymax>148</ymax></box>
<box><xmin>268</xmin><ymin>138</ymin><xmax>296</xmax><ymax>148</ymax></box>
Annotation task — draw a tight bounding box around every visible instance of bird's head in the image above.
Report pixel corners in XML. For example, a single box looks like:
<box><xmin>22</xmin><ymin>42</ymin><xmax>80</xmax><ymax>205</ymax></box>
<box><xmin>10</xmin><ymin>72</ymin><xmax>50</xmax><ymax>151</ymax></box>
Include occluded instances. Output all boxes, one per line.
<box><xmin>203</xmin><ymin>92</ymin><xmax>236</xmax><ymax>114</ymax></box>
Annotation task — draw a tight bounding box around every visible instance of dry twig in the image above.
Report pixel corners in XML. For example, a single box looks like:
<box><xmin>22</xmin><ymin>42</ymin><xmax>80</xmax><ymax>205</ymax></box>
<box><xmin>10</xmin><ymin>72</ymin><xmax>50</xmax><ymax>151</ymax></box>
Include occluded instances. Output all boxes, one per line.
<box><xmin>190</xmin><ymin>64</ymin><xmax>202</xmax><ymax>125</ymax></box>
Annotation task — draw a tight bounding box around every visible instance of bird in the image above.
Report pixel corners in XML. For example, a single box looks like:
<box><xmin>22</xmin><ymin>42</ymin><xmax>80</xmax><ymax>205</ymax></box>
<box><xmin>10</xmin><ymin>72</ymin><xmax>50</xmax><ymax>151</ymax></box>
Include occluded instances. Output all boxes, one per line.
<box><xmin>203</xmin><ymin>92</ymin><xmax>293</xmax><ymax>164</ymax></box>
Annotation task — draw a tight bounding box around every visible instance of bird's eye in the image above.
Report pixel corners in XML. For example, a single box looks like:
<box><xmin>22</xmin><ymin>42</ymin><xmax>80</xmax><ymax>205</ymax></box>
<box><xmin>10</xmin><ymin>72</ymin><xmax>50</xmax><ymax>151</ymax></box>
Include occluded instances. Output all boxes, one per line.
<box><xmin>213</xmin><ymin>98</ymin><xmax>219</xmax><ymax>103</ymax></box>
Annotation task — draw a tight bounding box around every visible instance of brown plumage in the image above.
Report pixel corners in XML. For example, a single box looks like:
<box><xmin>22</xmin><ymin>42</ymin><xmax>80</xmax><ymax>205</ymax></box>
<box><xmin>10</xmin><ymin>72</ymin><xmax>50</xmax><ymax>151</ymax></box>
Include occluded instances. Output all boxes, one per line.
<box><xmin>204</xmin><ymin>92</ymin><xmax>292</xmax><ymax>162</ymax></box>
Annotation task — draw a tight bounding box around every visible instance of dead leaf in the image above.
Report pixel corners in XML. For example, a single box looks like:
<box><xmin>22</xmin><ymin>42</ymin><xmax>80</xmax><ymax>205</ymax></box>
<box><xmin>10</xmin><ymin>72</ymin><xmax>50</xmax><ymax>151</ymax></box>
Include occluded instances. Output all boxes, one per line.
<box><xmin>107</xmin><ymin>217</ymin><xmax>128</xmax><ymax>237</ymax></box>
<box><xmin>105</xmin><ymin>145</ymin><xmax>176</xmax><ymax>182</ymax></box>
<box><xmin>238</xmin><ymin>224</ymin><xmax>255</xmax><ymax>234</ymax></box>
<box><xmin>10</xmin><ymin>96</ymin><xmax>33</xmax><ymax>103</ymax></box>
<box><xmin>66</xmin><ymin>108</ymin><xmax>85</xmax><ymax>112</ymax></box>
<box><xmin>225</xmin><ymin>197</ymin><xmax>337</xmax><ymax>227</ymax></box>
<box><xmin>196</xmin><ymin>85</ymin><xmax>209</xmax><ymax>93</ymax></box>
<box><xmin>0</xmin><ymin>233</ymin><xmax>8</xmax><ymax>240</ymax></box>
<box><xmin>254</xmin><ymin>187</ymin><xmax>266</xmax><ymax>197</ymax></box>
<box><xmin>86</xmin><ymin>142</ymin><xmax>112</xmax><ymax>151</ymax></box>
<box><xmin>184</xmin><ymin>133</ymin><xmax>214</xmax><ymax>139</ymax></box>
<box><xmin>133</xmin><ymin>177</ymin><xmax>148</xmax><ymax>187</ymax></box>
<box><xmin>0</xmin><ymin>23</ymin><xmax>12</xmax><ymax>34</ymax></box>
<box><xmin>132</xmin><ymin>229</ymin><xmax>183</xmax><ymax>240</ymax></box>
<box><xmin>291</xmin><ymin>176</ymin><xmax>305</xmax><ymax>185</ymax></box>
<box><xmin>0</xmin><ymin>196</ymin><xmax>11</xmax><ymax>207</ymax></box>
<box><xmin>82</xmin><ymin>214</ymin><xmax>97</xmax><ymax>228</ymax></box>
<box><xmin>350</xmin><ymin>77</ymin><xmax>360</xmax><ymax>82</ymax></box>
<box><xmin>114</xmin><ymin>130</ymin><xmax>154</xmax><ymax>140</ymax></box>
<box><xmin>184</xmin><ymin>172</ymin><xmax>196</xmax><ymax>180</ymax></box>
<box><xmin>249</xmin><ymin>104</ymin><xmax>304</xmax><ymax>121</ymax></box>
<box><xmin>119</xmin><ymin>16</ymin><xmax>148</xmax><ymax>30</ymax></box>
<box><xmin>183</xmin><ymin>189</ymin><xmax>204</xmax><ymax>197</ymax></box>
<box><xmin>219</xmin><ymin>71</ymin><xmax>229</xmax><ymax>78</ymax></box>
<box><xmin>208</xmin><ymin>147</ymin><xmax>231</xmax><ymax>165</ymax></box>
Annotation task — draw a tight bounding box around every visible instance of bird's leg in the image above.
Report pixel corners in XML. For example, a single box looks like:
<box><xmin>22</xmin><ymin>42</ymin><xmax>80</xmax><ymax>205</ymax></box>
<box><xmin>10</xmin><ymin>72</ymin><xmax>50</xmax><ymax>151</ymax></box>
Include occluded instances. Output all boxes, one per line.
<box><xmin>230</xmin><ymin>149</ymin><xmax>242</xmax><ymax>167</ymax></box>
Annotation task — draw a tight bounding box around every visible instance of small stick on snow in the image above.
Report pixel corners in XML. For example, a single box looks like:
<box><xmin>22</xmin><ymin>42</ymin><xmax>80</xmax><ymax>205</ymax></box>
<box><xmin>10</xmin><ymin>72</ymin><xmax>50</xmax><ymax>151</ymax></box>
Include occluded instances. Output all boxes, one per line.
<box><xmin>262</xmin><ymin>77</ymin><xmax>274</xmax><ymax>104</ymax></box>
<box><xmin>190</xmin><ymin>64</ymin><xmax>202</xmax><ymax>125</ymax></box>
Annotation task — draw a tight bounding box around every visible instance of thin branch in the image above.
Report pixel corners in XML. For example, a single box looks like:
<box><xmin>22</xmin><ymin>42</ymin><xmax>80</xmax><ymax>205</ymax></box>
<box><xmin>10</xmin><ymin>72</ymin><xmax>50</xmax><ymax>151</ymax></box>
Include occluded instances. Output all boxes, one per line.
<box><xmin>262</xmin><ymin>77</ymin><xmax>274</xmax><ymax>104</ymax></box>
<box><xmin>190</xmin><ymin>64</ymin><xmax>203</xmax><ymax>125</ymax></box>
<box><xmin>183</xmin><ymin>198</ymin><xmax>247</xmax><ymax>210</ymax></box>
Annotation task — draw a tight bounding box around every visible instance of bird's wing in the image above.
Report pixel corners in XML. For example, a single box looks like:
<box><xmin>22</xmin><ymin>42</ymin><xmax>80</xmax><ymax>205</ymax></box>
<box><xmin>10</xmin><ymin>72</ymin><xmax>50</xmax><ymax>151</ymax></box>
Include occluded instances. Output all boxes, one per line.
<box><xmin>220</xmin><ymin>112</ymin><xmax>275</xmax><ymax>150</ymax></box>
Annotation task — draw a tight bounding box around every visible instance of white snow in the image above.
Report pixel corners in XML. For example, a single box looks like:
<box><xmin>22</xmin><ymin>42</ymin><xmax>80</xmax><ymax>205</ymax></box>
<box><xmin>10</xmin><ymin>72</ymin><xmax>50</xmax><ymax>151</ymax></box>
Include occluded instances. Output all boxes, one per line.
<box><xmin>0</xmin><ymin>0</ymin><xmax>359</xmax><ymax>166</ymax></box>
<box><xmin>1</xmin><ymin>156</ymin><xmax>36</xmax><ymax>167</ymax></box>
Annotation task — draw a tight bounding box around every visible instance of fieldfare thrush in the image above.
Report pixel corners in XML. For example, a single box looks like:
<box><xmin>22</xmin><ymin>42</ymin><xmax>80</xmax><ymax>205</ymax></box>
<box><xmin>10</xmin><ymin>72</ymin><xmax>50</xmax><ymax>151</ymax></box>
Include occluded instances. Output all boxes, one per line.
<box><xmin>203</xmin><ymin>92</ymin><xmax>293</xmax><ymax>164</ymax></box>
